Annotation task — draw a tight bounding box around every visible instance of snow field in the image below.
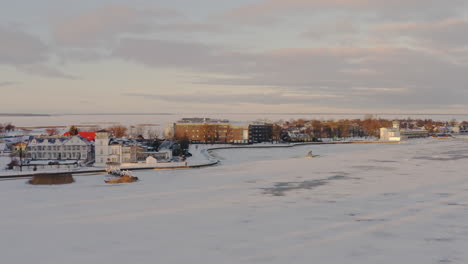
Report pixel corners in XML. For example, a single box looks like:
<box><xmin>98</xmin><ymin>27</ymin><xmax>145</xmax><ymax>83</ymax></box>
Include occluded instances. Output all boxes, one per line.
<box><xmin>1</xmin><ymin>138</ymin><xmax>468</xmax><ymax>263</ymax></box>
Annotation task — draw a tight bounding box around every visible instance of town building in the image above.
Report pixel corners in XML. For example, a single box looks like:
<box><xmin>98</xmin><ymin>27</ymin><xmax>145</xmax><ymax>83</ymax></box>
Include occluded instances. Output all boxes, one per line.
<box><xmin>0</xmin><ymin>139</ymin><xmax>6</xmax><ymax>154</ymax></box>
<box><xmin>380</xmin><ymin>121</ymin><xmax>402</xmax><ymax>141</ymax></box>
<box><xmin>14</xmin><ymin>142</ymin><xmax>28</xmax><ymax>152</ymax></box>
<box><xmin>400</xmin><ymin>129</ymin><xmax>429</xmax><ymax>138</ymax></box>
<box><xmin>139</xmin><ymin>150</ymin><xmax>173</xmax><ymax>162</ymax></box>
<box><xmin>249</xmin><ymin>123</ymin><xmax>273</xmax><ymax>143</ymax></box>
<box><xmin>94</xmin><ymin>130</ymin><xmax>145</xmax><ymax>167</ymax></box>
<box><xmin>287</xmin><ymin>131</ymin><xmax>314</xmax><ymax>142</ymax></box>
<box><xmin>26</xmin><ymin>135</ymin><xmax>94</xmax><ymax>163</ymax></box>
<box><xmin>460</xmin><ymin>124</ymin><xmax>468</xmax><ymax>134</ymax></box>
<box><xmin>171</xmin><ymin>118</ymin><xmax>249</xmax><ymax>144</ymax></box>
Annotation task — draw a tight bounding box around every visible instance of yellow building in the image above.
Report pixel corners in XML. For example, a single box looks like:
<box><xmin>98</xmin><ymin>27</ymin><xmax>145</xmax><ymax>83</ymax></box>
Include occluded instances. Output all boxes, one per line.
<box><xmin>173</xmin><ymin>118</ymin><xmax>248</xmax><ymax>143</ymax></box>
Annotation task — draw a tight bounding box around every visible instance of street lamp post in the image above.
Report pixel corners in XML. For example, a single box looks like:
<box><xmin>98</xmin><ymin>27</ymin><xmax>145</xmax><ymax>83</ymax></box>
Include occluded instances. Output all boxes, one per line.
<box><xmin>19</xmin><ymin>147</ymin><xmax>23</xmax><ymax>172</ymax></box>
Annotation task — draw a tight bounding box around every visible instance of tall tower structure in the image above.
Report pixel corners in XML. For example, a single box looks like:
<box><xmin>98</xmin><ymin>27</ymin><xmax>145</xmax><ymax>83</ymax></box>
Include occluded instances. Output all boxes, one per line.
<box><xmin>95</xmin><ymin>130</ymin><xmax>110</xmax><ymax>167</ymax></box>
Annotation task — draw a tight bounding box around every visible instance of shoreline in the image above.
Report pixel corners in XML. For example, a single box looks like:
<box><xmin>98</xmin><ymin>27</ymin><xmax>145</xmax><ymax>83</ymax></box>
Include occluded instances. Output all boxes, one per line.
<box><xmin>0</xmin><ymin>141</ymin><xmax>398</xmax><ymax>179</ymax></box>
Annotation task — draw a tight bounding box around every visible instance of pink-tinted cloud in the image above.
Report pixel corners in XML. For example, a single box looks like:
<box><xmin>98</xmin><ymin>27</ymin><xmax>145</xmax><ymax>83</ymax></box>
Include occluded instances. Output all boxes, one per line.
<box><xmin>53</xmin><ymin>4</ymin><xmax>148</xmax><ymax>47</ymax></box>
<box><xmin>53</xmin><ymin>4</ymin><xmax>223</xmax><ymax>48</ymax></box>
<box><xmin>373</xmin><ymin>19</ymin><xmax>468</xmax><ymax>48</ymax></box>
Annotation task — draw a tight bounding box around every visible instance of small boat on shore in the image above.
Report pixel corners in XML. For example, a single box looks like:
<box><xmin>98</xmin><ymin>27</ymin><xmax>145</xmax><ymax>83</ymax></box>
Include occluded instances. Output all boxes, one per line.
<box><xmin>305</xmin><ymin>151</ymin><xmax>319</xmax><ymax>158</ymax></box>
<box><xmin>105</xmin><ymin>168</ymin><xmax>139</xmax><ymax>184</ymax></box>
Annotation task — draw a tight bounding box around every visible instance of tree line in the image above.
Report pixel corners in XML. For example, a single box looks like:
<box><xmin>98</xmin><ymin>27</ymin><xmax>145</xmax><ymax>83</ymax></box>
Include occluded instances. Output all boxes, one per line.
<box><xmin>282</xmin><ymin>116</ymin><xmax>467</xmax><ymax>139</ymax></box>
<box><xmin>0</xmin><ymin>123</ymin><xmax>16</xmax><ymax>135</ymax></box>
<box><xmin>66</xmin><ymin>125</ymin><xmax>162</xmax><ymax>139</ymax></box>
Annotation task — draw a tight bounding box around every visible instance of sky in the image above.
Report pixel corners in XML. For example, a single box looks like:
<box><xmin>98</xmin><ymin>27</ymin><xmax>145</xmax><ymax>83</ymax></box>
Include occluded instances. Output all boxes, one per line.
<box><xmin>1</xmin><ymin>0</ymin><xmax>468</xmax><ymax>114</ymax></box>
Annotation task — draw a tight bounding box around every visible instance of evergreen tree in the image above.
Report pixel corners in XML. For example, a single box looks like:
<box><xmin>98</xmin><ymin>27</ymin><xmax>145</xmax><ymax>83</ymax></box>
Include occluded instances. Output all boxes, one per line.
<box><xmin>69</xmin><ymin>125</ymin><xmax>79</xmax><ymax>136</ymax></box>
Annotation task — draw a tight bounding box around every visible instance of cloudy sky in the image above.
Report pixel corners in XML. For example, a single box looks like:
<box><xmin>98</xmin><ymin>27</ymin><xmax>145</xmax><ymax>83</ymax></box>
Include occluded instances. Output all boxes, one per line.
<box><xmin>1</xmin><ymin>0</ymin><xmax>468</xmax><ymax>114</ymax></box>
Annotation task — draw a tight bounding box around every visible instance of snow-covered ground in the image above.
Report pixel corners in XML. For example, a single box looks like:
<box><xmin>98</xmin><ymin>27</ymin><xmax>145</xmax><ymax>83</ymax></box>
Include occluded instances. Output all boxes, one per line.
<box><xmin>0</xmin><ymin>156</ymin><xmax>9</xmax><ymax>170</ymax></box>
<box><xmin>1</xmin><ymin>138</ymin><xmax>468</xmax><ymax>264</ymax></box>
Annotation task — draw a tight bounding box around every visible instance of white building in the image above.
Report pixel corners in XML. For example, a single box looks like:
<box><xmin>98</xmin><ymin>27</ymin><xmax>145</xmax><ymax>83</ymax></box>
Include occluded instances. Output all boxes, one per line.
<box><xmin>26</xmin><ymin>135</ymin><xmax>93</xmax><ymax>162</ymax></box>
<box><xmin>94</xmin><ymin>130</ymin><xmax>143</xmax><ymax>167</ymax></box>
<box><xmin>380</xmin><ymin>121</ymin><xmax>402</xmax><ymax>141</ymax></box>
<box><xmin>164</xmin><ymin>124</ymin><xmax>175</xmax><ymax>139</ymax></box>
<box><xmin>0</xmin><ymin>139</ymin><xmax>6</xmax><ymax>154</ymax></box>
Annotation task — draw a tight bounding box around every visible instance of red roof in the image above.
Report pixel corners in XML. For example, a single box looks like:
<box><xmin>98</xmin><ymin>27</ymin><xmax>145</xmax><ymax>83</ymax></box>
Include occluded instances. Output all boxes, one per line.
<box><xmin>63</xmin><ymin>131</ymin><xmax>96</xmax><ymax>141</ymax></box>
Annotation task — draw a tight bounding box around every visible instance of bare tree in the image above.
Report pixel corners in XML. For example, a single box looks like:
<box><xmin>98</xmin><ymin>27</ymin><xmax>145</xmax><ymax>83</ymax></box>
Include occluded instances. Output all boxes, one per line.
<box><xmin>272</xmin><ymin>124</ymin><xmax>282</xmax><ymax>143</ymax></box>
<box><xmin>129</xmin><ymin>126</ymin><xmax>145</xmax><ymax>138</ymax></box>
<box><xmin>45</xmin><ymin>128</ymin><xmax>59</xmax><ymax>136</ymax></box>
<box><xmin>108</xmin><ymin>125</ymin><xmax>128</xmax><ymax>138</ymax></box>
<box><xmin>225</xmin><ymin>125</ymin><xmax>233</xmax><ymax>143</ymax></box>
<box><xmin>4</xmin><ymin>123</ymin><xmax>15</xmax><ymax>132</ymax></box>
<box><xmin>147</xmin><ymin>128</ymin><xmax>160</xmax><ymax>139</ymax></box>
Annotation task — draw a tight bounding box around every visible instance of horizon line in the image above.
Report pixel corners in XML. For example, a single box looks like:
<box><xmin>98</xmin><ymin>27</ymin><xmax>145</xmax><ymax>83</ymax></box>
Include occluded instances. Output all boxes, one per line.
<box><xmin>1</xmin><ymin>112</ymin><xmax>468</xmax><ymax>117</ymax></box>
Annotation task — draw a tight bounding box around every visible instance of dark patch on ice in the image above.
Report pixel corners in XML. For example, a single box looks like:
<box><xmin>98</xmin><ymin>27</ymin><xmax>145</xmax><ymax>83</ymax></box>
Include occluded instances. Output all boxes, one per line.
<box><xmin>439</xmin><ymin>259</ymin><xmax>452</xmax><ymax>263</ymax></box>
<box><xmin>351</xmin><ymin>165</ymin><xmax>397</xmax><ymax>171</ymax></box>
<box><xmin>414</xmin><ymin>154</ymin><xmax>468</xmax><ymax>161</ymax></box>
<box><xmin>425</xmin><ymin>237</ymin><xmax>455</xmax><ymax>243</ymax></box>
<box><xmin>437</xmin><ymin>193</ymin><xmax>452</xmax><ymax>197</ymax></box>
<box><xmin>447</xmin><ymin>202</ymin><xmax>468</xmax><ymax>207</ymax></box>
<box><xmin>371</xmin><ymin>160</ymin><xmax>398</xmax><ymax>163</ymax></box>
<box><xmin>441</xmin><ymin>150</ymin><xmax>468</xmax><ymax>155</ymax></box>
<box><xmin>262</xmin><ymin>175</ymin><xmax>350</xmax><ymax>196</ymax></box>
<box><xmin>356</xmin><ymin>218</ymin><xmax>386</xmax><ymax>222</ymax></box>
<box><xmin>371</xmin><ymin>231</ymin><xmax>394</xmax><ymax>238</ymax></box>
<box><xmin>328</xmin><ymin>175</ymin><xmax>348</xmax><ymax>180</ymax></box>
<box><xmin>330</xmin><ymin>171</ymin><xmax>351</xmax><ymax>176</ymax></box>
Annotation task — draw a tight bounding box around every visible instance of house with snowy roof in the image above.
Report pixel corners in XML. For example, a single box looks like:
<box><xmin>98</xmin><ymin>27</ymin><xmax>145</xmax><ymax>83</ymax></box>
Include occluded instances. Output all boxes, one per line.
<box><xmin>26</xmin><ymin>135</ymin><xmax>94</xmax><ymax>163</ymax></box>
<box><xmin>380</xmin><ymin>121</ymin><xmax>402</xmax><ymax>141</ymax></box>
<box><xmin>94</xmin><ymin>130</ymin><xmax>144</xmax><ymax>167</ymax></box>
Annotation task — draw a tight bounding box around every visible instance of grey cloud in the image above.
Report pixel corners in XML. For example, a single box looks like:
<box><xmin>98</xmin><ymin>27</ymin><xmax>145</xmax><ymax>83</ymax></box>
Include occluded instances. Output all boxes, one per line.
<box><xmin>153</xmin><ymin>23</ymin><xmax>223</xmax><ymax>33</ymax></box>
<box><xmin>224</xmin><ymin>0</ymin><xmax>468</xmax><ymax>24</ymax></box>
<box><xmin>0</xmin><ymin>81</ymin><xmax>18</xmax><ymax>87</ymax></box>
<box><xmin>122</xmin><ymin>92</ymin><xmax>339</xmax><ymax>105</ymax></box>
<box><xmin>373</xmin><ymin>19</ymin><xmax>468</xmax><ymax>49</ymax></box>
<box><xmin>0</xmin><ymin>25</ymin><xmax>78</xmax><ymax>79</ymax></box>
<box><xmin>53</xmin><ymin>4</ymin><xmax>153</xmax><ymax>47</ymax></box>
<box><xmin>112</xmin><ymin>37</ymin><xmax>250</xmax><ymax>71</ymax></box>
<box><xmin>18</xmin><ymin>64</ymin><xmax>80</xmax><ymax>80</ymax></box>
<box><xmin>111</xmin><ymin>35</ymin><xmax>468</xmax><ymax>109</ymax></box>
<box><xmin>301</xmin><ymin>19</ymin><xmax>358</xmax><ymax>40</ymax></box>
<box><xmin>52</xmin><ymin>4</ymin><xmax>223</xmax><ymax>49</ymax></box>
<box><xmin>0</xmin><ymin>26</ymin><xmax>48</xmax><ymax>65</ymax></box>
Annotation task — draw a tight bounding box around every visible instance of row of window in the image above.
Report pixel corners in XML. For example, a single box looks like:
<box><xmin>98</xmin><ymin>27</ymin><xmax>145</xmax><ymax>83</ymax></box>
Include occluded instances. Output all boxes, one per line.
<box><xmin>28</xmin><ymin>145</ymin><xmax>89</xmax><ymax>151</ymax></box>
<box><xmin>29</xmin><ymin>152</ymin><xmax>87</xmax><ymax>159</ymax></box>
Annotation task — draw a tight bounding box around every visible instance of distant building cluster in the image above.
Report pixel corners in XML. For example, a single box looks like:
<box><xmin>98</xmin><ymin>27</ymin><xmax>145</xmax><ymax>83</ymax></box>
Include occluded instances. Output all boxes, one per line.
<box><xmin>1</xmin><ymin>117</ymin><xmax>468</xmax><ymax>171</ymax></box>
<box><xmin>167</xmin><ymin>118</ymin><xmax>248</xmax><ymax>144</ymax></box>
<box><xmin>94</xmin><ymin>130</ymin><xmax>172</xmax><ymax>167</ymax></box>
<box><xmin>165</xmin><ymin>118</ymin><xmax>285</xmax><ymax>144</ymax></box>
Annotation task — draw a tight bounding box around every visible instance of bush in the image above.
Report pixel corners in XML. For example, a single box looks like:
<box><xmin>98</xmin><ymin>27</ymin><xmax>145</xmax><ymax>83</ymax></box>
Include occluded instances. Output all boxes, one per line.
<box><xmin>6</xmin><ymin>159</ymin><xmax>19</xmax><ymax>170</ymax></box>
